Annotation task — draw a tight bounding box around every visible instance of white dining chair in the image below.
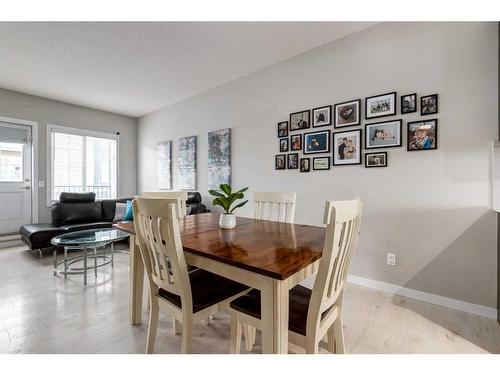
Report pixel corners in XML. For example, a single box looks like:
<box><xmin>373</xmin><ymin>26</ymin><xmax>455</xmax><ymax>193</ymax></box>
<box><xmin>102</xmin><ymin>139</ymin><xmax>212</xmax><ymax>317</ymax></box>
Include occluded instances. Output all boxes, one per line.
<box><xmin>253</xmin><ymin>191</ymin><xmax>297</xmax><ymax>223</ymax></box>
<box><xmin>141</xmin><ymin>191</ymin><xmax>188</xmax><ymax>218</ymax></box>
<box><xmin>230</xmin><ymin>199</ymin><xmax>363</xmax><ymax>354</ymax></box>
<box><xmin>132</xmin><ymin>198</ymin><xmax>250</xmax><ymax>354</ymax></box>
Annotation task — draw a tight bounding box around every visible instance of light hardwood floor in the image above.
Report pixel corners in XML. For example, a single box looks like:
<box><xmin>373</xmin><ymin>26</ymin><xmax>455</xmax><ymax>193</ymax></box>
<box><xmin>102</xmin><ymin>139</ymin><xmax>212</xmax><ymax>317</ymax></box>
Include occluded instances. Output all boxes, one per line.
<box><xmin>0</xmin><ymin>244</ymin><xmax>498</xmax><ymax>354</ymax></box>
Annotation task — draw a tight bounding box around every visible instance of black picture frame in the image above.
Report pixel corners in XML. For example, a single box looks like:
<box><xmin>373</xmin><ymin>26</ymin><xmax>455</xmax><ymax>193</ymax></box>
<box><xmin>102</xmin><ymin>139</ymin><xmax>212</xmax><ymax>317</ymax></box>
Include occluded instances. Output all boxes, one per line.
<box><xmin>365</xmin><ymin>152</ymin><xmax>388</xmax><ymax>168</ymax></box>
<box><xmin>287</xmin><ymin>153</ymin><xmax>299</xmax><ymax>169</ymax></box>
<box><xmin>365</xmin><ymin>119</ymin><xmax>402</xmax><ymax>149</ymax></box>
<box><xmin>332</xmin><ymin>129</ymin><xmax>362</xmax><ymax>166</ymax></box>
<box><xmin>275</xmin><ymin>154</ymin><xmax>286</xmax><ymax>170</ymax></box>
<box><xmin>334</xmin><ymin>99</ymin><xmax>361</xmax><ymax>128</ymax></box>
<box><xmin>277</xmin><ymin>121</ymin><xmax>288</xmax><ymax>137</ymax></box>
<box><xmin>279</xmin><ymin>137</ymin><xmax>289</xmax><ymax>152</ymax></box>
<box><xmin>303</xmin><ymin>129</ymin><xmax>331</xmax><ymax>155</ymax></box>
<box><xmin>407</xmin><ymin>119</ymin><xmax>438</xmax><ymax>151</ymax></box>
<box><xmin>401</xmin><ymin>93</ymin><xmax>417</xmax><ymax>114</ymax></box>
<box><xmin>421</xmin><ymin>94</ymin><xmax>438</xmax><ymax>115</ymax></box>
<box><xmin>365</xmin><ymin>91</ymin><xmax>397</xmax><ymax>119</ymax></box>
<box><xmin>312</xmin><ymin>105</ymin><xmax>332</xmax><ymax>127</ymax></box>
<box><xmin>312</xmin><ymin>157</ymin><xmax>331</xmax><ymax>170</ymax></box>
<box><xmin>290</xmin><ymin>134</ymin><xmax>302</xmax><ymax>151</ymax></box>
<box><xmin>299</xmin><ymin>157</ymin><xmax>311</xmax><ymax>172</ymax></box>
<box><xmin>289</xmin><ymin>110</ymin><xmax>311</xmax><ymax>131</ymax></box>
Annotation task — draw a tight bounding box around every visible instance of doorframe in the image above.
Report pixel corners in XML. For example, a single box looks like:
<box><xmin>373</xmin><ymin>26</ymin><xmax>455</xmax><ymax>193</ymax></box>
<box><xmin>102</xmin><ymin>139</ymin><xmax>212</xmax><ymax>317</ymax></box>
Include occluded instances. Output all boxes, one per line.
<box><xmin>0</xmin><ymin>116</ymin><xmax>39</xmax><ymax>225</ymax></box>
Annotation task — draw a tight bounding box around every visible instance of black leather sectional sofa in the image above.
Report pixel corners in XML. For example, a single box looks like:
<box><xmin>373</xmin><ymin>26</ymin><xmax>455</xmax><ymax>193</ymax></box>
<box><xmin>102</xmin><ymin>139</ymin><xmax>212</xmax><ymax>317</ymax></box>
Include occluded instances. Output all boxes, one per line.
<box><xmin>20</xmin><ymin>191</ymin><xmax>209</xmax><ymax>252</ymax></box>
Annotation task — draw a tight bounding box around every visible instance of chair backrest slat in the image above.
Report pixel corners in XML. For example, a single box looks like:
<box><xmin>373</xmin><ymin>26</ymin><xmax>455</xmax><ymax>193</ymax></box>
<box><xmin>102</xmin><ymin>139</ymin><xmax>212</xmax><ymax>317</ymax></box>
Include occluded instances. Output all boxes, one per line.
<box><xmin>141</xmin><ymin>191</ymin><xmax>188</xmax><ymax>218</ymax></box>
<box><xmin>306</xmin><ymin>200</ymin><xmax>362</xmax><ymax>337</ymax></box>
<box><xmin>133</xmin><ymin>198</ymin><xmax>193</xmax><ymax>312</ymax></box>
<box><xmin>253</xmin><ymin>191</ymin><xmax>296</xmax><ymax>224</ymax></box>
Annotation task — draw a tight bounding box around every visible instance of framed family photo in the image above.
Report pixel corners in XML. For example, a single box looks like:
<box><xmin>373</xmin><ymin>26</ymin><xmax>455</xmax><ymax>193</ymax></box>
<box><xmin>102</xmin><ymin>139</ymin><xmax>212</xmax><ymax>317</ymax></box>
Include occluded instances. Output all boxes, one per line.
<box><xmin>334</xmin><ymin>99</ymin><xmax>361</xmax><ymax>128</ymax></box>
<box><xmin>365</xmin><ymin>152</ymin><xmax>388</xmax><ymax>168</ymax></box>
<box><xmin>275</xmin><ymin>154</ymin><xmax>286</xmax><ymax>170</ymax></box>
<box><xmin>365</xmin><ymin>119</ymin><xmax>402</xmax><ymax>149</ymax></box>
<box><xmin>407</xmin><ymin>119</ymin><xmax>438</xmax><ymax>151</ymax></box>
<box><xmin>365</xmin><ymin>92</ymin><xmax>397</xmax><ymax>119</ymax></box>
<box><xmin>333</xmin><ymin>129</ymin><xmax>362</xmax><ymax>166</ymax></box>
<box><xmin>290</xmin><ymin>134</ymin><xmax>302</xmax><ymax>151</ymax></box>
<box><xmin>287</xmin><ymin>153</ymin><xmax>299</xmax><ymax>169</ymax></box>
<box><xmin>290</xmin><ymin>110</ymin><xmax>310</xmax><ymax>131</ymax></box>
<box><xmin>300</xmin><ymin>157</ymin><xmax>311</xmax><ymax>172</ymax></box>
<box><xmin>421</xmin><ymin>94</ymin><xmax>438</xmax><ymax>115</ymax></box>
<box><xmin>312</xmin><ymin>105</ymin><xmax>332</xmax><ymax>127</ymax></box>
<box><xmin>401</xmin><ymin>93</ymin><xmax>417</xmax><ymax>114</ymax></box>
<box><xmin>277</xmin><ymin>121</ymin><xmax>288</xmax><ymax>137</ymax></box>
<box><xmin>313</xmin><ymin>157</ymin><xmax>330</xmax><ymax>170</ymax></box>
<box><xmin>279</xmin><ymin>138</ymin><xmax>289</xmax><ymax>152</ymax></box>
<box><xmin>303</xmin><ymin>130</ymin><xmax>330</xmax><ymax>154</ymax></box>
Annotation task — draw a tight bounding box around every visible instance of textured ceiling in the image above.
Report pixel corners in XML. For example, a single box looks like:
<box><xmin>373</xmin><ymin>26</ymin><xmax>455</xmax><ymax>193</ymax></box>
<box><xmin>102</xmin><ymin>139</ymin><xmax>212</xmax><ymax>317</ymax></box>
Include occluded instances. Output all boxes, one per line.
<box><xmin>0</xmin><ymin>22</ymin><xmax>376</xmax><ymax>117</ymax></box>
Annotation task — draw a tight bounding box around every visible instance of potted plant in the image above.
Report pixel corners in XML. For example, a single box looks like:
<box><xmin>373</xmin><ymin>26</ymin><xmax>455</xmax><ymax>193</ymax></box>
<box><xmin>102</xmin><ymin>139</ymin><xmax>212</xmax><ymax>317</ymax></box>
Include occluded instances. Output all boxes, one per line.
<box><xmin>208</xmin><ymin>184</ymin><xmax>249</xmax><ymax>229</ymax></box>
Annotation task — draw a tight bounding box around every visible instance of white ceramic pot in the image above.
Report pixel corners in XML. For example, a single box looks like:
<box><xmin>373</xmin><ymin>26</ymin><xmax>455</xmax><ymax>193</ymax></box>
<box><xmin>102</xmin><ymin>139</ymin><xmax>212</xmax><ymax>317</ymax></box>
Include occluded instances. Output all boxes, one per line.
<box><xmin>219</xmin><ymin>213</ymin><xmax>236</xmax><ymax>229</ymax></box>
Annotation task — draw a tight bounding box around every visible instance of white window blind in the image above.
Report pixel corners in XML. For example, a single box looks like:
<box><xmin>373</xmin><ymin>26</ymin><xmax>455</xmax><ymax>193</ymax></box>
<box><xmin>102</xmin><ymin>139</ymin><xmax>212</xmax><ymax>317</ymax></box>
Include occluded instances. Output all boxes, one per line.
<box><xmin>48</xmin><ymin>126</ymin><xmax>118</xmax><ymax>202</ymax></box>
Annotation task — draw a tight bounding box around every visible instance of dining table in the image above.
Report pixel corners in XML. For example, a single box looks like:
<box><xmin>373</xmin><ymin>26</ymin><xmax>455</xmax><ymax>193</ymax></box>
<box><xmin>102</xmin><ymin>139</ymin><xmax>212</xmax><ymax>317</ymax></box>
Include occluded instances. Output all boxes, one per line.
<box><xmin>113</xmin><ymin>212</ymin><xmax>325</xmax><ymax>354</ymax></box>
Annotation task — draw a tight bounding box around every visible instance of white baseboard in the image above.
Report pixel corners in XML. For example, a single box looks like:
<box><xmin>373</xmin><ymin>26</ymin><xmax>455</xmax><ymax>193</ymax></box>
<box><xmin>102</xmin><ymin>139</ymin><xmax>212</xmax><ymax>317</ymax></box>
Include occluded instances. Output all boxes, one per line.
<box><xmin>347</xmin><ymin>274</ymin><xmax>498</xmax><ymax>320</ymax></box>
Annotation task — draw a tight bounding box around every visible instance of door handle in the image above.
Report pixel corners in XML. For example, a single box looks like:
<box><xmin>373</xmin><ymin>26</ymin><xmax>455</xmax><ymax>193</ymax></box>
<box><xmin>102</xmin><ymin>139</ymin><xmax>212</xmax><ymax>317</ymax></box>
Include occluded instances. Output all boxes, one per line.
<box><xmin>20</xmin><ymin>186</ymin><xmax>31</xmax><ymax>190</ymax></box>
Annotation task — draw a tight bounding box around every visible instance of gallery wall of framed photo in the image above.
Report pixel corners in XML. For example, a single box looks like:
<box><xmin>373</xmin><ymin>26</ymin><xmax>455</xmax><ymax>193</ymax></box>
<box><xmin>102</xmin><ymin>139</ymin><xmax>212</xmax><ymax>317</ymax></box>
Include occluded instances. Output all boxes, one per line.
<box><xmin>275</xmin><ymin>91</ymin><xmax>438</xmax><ymax>171</ymax></box>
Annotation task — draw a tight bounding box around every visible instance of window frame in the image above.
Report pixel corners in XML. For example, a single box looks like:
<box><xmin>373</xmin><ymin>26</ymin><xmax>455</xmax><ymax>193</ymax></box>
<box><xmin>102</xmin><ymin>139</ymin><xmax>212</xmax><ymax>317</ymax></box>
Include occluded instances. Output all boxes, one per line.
<box><xmin>46</xmin><ymin>124</ymin><xmax>120</xmax><ymax>206</ymax></box>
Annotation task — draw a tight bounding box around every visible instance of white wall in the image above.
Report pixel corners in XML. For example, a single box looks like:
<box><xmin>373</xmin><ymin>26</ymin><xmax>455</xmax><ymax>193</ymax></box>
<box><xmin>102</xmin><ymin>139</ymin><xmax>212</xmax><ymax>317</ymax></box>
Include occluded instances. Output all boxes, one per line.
<box><xmin>0</xmin><ymin>88</ymin><xmax>137</xmax><ymax>222</ymax></box>
<box><xmin>138</xmin><ymin>22</ymin><xmax>498</xmax><ymax>308</ymax></box>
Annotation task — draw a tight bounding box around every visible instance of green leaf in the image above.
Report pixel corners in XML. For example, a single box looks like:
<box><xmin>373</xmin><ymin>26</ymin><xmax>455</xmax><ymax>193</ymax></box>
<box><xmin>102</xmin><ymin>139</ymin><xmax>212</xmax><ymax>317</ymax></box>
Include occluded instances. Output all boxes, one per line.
<box><xmin>220</xmin><ymin>184</ymin><xmax>231</xmax><ymax>195</ymax></box>
<box><xmin>213</xmin><ymin>197</ymin><xmax>230</xmax><ymax>212</ymax></box>
<box><xmin>234</xmin><ymin>187</ymin><xmax>249</xmax><ymax>194</ymax></box>
<box><xmin>208</xmin><ymin>189</ymin><xmax>225</xmax><ymax>198</ymax></box>
<box><xmin>230</xmin><ymin>200</ymin><xmax>248</xmax><ymax>213</ymax></box>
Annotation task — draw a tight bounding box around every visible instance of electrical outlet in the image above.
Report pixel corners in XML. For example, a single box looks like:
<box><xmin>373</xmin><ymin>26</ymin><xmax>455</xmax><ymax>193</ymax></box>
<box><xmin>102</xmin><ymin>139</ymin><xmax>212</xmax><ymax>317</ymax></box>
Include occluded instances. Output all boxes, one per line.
<box><xmin>387</xmin><ymin>252</ymin><xmax>396</xmax><ymax>266</ymax></box>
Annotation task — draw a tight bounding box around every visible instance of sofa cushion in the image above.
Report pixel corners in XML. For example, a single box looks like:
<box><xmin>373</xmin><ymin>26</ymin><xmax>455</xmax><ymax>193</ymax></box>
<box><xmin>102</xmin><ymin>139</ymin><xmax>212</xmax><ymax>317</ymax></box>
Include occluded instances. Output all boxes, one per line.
<box><xmin>186</xmin><ymin>192</ymin><xmax>202</xmax><ymax>205</ymax></box>
<box><xmin>19</xmin><ymin>224</ymin><xmax>67</xmax><ymax>250</ymax></box>
<box><xmin>59</xmin><ymin>192</ymin><xmax>96</xmax><ymax>203</ymax></box>
<box><xmin>59</xmin><ymin>222</ymin><xmax>113</xmax><ymax>232</ymax></box>
<box><xmin>101</xmin><ymin>198</ymin><xmax>131</xmax><ymax>221</ymax></box>
<box><xmin>51</xmin><ymin>201</ymin><xmax>103</xmax><ymax>227</ymax></box>
<box><xmin>113</xmin><ymin>202</ymin><xmax>127</xmax><ymax>221</ymax></box>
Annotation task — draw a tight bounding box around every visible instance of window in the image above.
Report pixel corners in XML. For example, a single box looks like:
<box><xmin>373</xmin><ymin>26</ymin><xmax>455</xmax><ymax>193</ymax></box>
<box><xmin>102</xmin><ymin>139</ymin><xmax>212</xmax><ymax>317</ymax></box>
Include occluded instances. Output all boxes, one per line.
<box><xmin>48</xmin><ymin>125</ymin><xmax>118</xmax><ymax>202</ymax></box>
<box><xmin>0</xmin><ymin>142</ymin><xmax>23</xmax><ymax>182</ymax></box>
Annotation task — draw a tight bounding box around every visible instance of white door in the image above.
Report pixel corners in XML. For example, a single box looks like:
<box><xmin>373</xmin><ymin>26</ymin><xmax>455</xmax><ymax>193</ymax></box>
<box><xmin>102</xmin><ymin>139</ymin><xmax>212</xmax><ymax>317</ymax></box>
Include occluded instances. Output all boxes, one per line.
<box><xmin>0</xmin><ymin>122</ymin><xmax>32</xmax><ymax>236</ymax></box>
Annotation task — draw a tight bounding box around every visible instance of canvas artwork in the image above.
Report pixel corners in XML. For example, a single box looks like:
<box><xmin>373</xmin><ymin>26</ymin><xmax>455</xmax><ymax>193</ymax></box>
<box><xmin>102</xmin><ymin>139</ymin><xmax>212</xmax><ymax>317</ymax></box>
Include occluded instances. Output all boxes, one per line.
<box><xmin>157</xmin><ymin>140</ymin><xmax>172</xmax><ymax>190</ymax></box>
<box><xmin>333</xmin><ymin>129</ymin><xmax>362</xmax><ymax>165</ymax></box>
<box><xmin>208</xmin><ymin>128</ymin><xmax>231</xmax><ymax>189</ymax></box>
<box><xmin>178</xmin><ymin>135</ymin><xmax>197</xmax><ymax>190</ymax></box>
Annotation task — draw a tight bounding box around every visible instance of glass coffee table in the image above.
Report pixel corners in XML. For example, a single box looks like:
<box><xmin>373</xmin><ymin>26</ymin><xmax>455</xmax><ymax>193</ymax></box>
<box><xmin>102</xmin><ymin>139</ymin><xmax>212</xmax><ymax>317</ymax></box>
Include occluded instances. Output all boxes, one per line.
<box><xmin>51</xmin><ymin>228</ymin><xmax>130</xmax><ymax>285</ymax></box>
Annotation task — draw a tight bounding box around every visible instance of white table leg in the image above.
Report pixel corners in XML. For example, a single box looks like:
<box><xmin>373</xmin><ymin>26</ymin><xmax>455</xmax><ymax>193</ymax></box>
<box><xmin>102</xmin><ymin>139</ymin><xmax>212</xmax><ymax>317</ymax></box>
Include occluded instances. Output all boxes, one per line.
<box><xmin>273</xmin><ymin>279</ymin><xmax>289</xmax><ymax>354</ymax></box>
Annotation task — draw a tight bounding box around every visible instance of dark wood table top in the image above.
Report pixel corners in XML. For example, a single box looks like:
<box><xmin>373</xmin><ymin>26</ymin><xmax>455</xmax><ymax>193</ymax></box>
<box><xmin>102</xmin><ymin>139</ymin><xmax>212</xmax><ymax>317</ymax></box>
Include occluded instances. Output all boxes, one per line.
<box><xmin>114</xmin><ymin>213</ymin><xmax>325</xmax><ymax>280</ymax></box>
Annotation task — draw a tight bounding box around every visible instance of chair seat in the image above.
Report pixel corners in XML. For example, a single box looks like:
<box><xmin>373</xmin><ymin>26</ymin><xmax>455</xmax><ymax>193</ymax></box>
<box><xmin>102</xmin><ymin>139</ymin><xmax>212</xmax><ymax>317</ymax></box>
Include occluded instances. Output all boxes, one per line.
<box><xmin>230</xmin><ymin>285</ymin><xmax>331</xmax><ymax>336</ymax></box>
<box><xmin>159</xmin><ymin>269</ymin><xmax>249</xmax><ymax>313</ymax></box>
